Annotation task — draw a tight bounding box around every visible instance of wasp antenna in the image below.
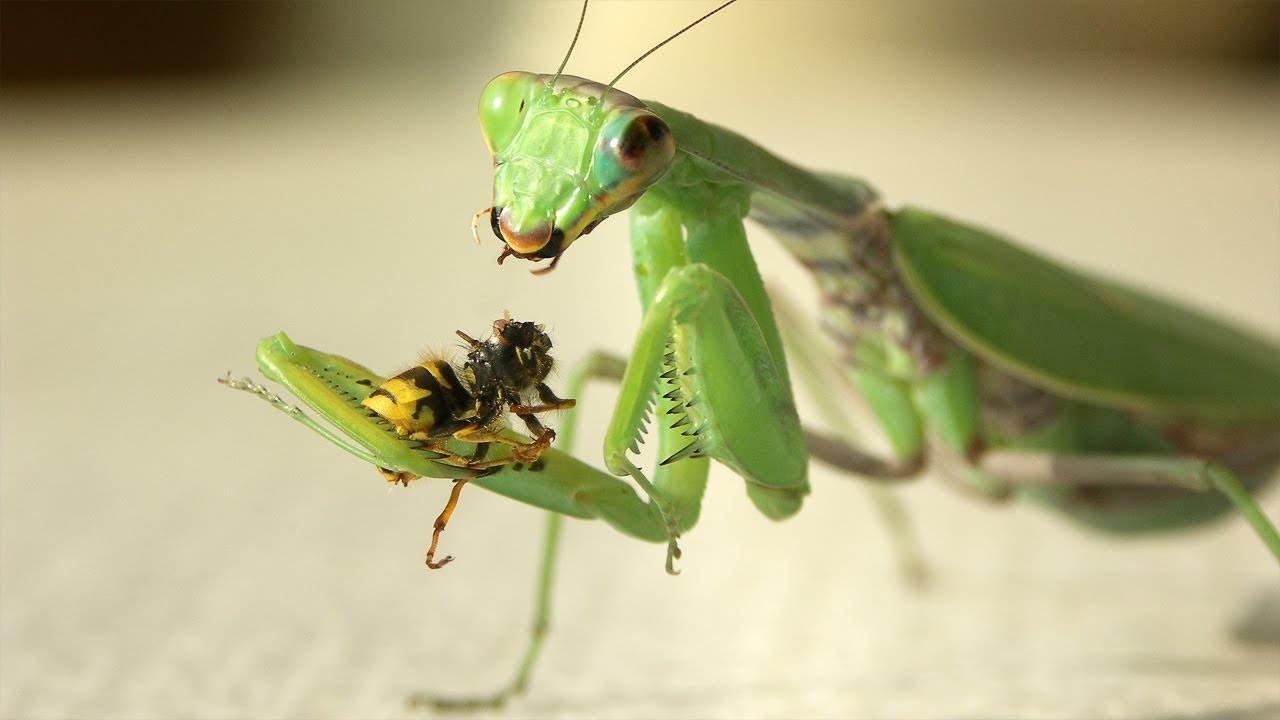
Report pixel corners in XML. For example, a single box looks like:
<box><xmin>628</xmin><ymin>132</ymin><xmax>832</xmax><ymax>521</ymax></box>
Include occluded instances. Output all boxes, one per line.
<box><xmin>548</xmin><ymin>0</ymin><xmax>591</xmax><ymax>91</ymax></box>
<box><xmin>604</xmin><ymin>0</ymin><xmax>739</xmax><ymax>94</ymax></box>
<box><xmin>456</xmin><ymin>330</ymin><xmax>482</xmax><ymax>348</ymax></box>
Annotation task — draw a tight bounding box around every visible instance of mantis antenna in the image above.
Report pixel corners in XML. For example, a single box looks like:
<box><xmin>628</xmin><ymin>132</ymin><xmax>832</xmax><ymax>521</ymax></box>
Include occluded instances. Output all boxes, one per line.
<box><xmin>604</xmin><ymin>0</ymin><xmax>741</xmax><ymax>94</ymax></box>
<box><xmin>547</xmin><ymin>0</ymin><xmax>590</xmax><ymax>90</ymax></box>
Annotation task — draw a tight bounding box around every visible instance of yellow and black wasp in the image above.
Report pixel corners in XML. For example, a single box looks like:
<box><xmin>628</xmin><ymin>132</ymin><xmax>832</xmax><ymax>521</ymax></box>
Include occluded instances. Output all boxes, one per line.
<box><xmin>361</xmin><ymin>316</ymin><xmax>575</xmax><ymax>567</ymax></box>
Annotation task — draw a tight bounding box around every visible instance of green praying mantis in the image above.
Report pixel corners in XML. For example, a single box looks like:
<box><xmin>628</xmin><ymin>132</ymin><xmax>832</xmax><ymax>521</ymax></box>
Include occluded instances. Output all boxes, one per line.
<box><xmin>222</xmin><ymin>0</ymin><xmax>1280</xmax><ymax>709</ymax></box>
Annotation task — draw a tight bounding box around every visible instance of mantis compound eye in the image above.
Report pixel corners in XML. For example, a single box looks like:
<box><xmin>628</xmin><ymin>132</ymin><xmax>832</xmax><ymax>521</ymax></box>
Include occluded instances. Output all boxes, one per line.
<box><xmin>592</xmin><ymin>111</ymin><xmax>675</xmax><ymax>197</ymax></box>
<box><xmin>478</xmin><ymin>71</ymin><xmax>541</xmax><ymax>156</ymax></box>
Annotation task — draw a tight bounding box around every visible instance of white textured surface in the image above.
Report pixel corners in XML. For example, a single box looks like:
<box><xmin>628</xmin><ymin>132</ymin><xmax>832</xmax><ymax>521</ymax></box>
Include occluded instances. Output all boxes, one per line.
<box><xmin>3</xmin><ymin>3</ymin><xmax>1278</xmax><ymax>718</ymax></box>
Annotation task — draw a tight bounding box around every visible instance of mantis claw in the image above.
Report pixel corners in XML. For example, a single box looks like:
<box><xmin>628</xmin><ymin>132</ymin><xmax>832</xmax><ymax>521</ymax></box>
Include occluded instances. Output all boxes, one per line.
<box><xmin>665</xmin><ymin>538</ymin><xmax>682</xmax><ymax>575</ymax></box>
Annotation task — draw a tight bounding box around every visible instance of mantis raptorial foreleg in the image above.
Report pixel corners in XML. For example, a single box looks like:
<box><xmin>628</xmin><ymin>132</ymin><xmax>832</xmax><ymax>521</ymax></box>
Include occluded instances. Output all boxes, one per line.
<box><xmin>581</xmin><ymin>191</ymin><xmax>810</xmax><ymax>573</ymax></box>
<box><xmin>604</xmin><ymin>258</ymin><xmax>810</xmax><ymax>573</ymax></box>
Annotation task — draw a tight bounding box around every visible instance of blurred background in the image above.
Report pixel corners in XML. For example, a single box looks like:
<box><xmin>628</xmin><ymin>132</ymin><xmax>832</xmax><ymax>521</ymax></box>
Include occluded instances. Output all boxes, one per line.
<box><xmin>3</xmin><ymin>1</ymin><xmax>1278</xmax><ymax>718</ymax></box>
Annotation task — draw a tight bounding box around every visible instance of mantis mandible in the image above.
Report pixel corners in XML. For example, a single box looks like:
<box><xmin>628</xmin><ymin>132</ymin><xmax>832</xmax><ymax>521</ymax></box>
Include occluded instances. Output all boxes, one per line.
<box><xmin>224</xmin><ymin>0</ymin><xmax>1280</xmax><ymax>709</ymax></box>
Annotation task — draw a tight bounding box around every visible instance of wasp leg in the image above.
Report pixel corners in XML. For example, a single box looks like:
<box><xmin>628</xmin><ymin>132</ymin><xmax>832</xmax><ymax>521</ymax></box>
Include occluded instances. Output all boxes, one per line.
<box><xmin>505</xmin><ymin>402</ymin><xmax>575</xmax><ymax>465</ymax></box>
<box><xmin>424</xmin><ymin>479</ymin><xmax>469</xmax><ymax>570</ymax></box>
<box><xmin>509</xmin><ymin>401</ymin><xmax>576</xmax><ymax>414</ymax></box>
<box><xmin>453</xmin><ymin>424</ymin><xmax>553</xmax><ymax>465</ymax></box>
<box><xmin>509</xmin><ymin>383</ymin><xmax>577</xmax><ymax>415</ymax></box>
<box><xmin>397</xmin><ymin>435</ymin><xmax>483</xmax><ymax>470</ymax></box>
<box><xmin>463</xmin><ymin>442</ymin><xmax>538</xmax><ymax>471</ymax></box>
<box><xmin>375</xmin><ymin>467</ymin><xmax>420</xmax><ymax>487</ymax></box>
<box><xmin>468</xmin><ymin>441</ymin><xmax>491</xmax><ymax>464</ymax></box>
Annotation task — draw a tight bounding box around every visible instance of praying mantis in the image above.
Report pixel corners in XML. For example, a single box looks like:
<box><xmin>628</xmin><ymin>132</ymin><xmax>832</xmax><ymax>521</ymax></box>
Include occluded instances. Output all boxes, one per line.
<box><xmin>222</xmin><ymin>0</ymin><xmax>1280</xmax><ymax>709</ymax></box>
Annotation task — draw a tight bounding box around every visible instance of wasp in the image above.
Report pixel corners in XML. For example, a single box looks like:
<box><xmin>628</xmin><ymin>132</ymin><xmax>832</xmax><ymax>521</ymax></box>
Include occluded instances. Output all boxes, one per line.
<box><xmin>360</xmin><ymin>316</ymin><xmax>575</xmax><ymax>567</ymax></box>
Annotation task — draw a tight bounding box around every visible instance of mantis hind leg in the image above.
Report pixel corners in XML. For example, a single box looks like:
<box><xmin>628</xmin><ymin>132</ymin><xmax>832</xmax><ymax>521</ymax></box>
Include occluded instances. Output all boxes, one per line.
<box><xmin>408</xmin><ymin>508</ymin><xmax>564</xmax><ymax>710</ymax></box>
<box><xmin>978</xmin><ymin>451</ymin><xmax>1280</xmax><ymax>563</ymax></box>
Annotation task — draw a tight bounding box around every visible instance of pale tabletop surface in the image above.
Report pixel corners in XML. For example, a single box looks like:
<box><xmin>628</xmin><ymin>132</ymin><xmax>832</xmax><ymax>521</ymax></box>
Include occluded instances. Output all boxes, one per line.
<box><xmin>3</xmin><ymin>3</ymin><xmax>1278</xmax><ymax>718</ymax></box>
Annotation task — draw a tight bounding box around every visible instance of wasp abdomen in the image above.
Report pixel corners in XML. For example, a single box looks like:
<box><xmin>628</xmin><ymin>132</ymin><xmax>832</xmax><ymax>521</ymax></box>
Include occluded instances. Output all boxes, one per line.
<box><xmin>362</xmin><ymin>361</ymin><xmax>472</xmax><ymax>435</ymax></box>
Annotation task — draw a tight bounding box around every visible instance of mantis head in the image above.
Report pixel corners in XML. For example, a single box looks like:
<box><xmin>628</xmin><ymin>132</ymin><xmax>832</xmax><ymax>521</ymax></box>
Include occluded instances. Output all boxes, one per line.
<box><xmin>478</xmin><ymin>71</ymin><xmax>675</xmax><ymax>270</ymax></box>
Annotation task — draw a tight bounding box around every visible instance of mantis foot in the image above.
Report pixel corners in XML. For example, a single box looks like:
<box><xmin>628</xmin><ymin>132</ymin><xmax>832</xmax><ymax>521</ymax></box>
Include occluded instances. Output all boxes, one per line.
<box><xmin>665</xmin><ymin>537</ymin><xmax>682</xmax><ymax>575</ymax></box>
<box><xmin>407</xmin><ymin>690</ymin><xmax>510</xmax><ymax>712</ymax></box>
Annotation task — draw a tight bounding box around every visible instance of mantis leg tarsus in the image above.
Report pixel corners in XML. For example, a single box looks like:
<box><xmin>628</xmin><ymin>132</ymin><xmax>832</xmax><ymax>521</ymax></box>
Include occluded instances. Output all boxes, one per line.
<box><xmin>609</xmin><ymin>450</ymin><xmax>686</xmax><ymax>573</ymax></box>
<box><xmin>665</xmin><ymin>539</ymin><xmax>682</xmax><ymax>576</ymax></box>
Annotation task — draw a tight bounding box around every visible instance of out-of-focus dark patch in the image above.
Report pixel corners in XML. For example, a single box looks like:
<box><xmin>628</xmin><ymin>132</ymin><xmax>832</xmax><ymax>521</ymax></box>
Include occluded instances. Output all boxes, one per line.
<box><xmin>1</xmin><ymin>1</ymin><xmax>286</xmax><ymax>86</ymax></box>
<box><xmin>1231</xmin><ymin>587</ymin><xmax>1280</xmax><ymax>646</ymax></box>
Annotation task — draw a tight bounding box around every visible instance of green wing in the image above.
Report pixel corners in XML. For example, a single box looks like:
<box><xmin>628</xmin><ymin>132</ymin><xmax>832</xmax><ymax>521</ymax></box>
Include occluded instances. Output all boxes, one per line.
<box><xmin>890</xmin><ymin>208</ymin><xmax>1280</xmax><ymax>421</ymax></box>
